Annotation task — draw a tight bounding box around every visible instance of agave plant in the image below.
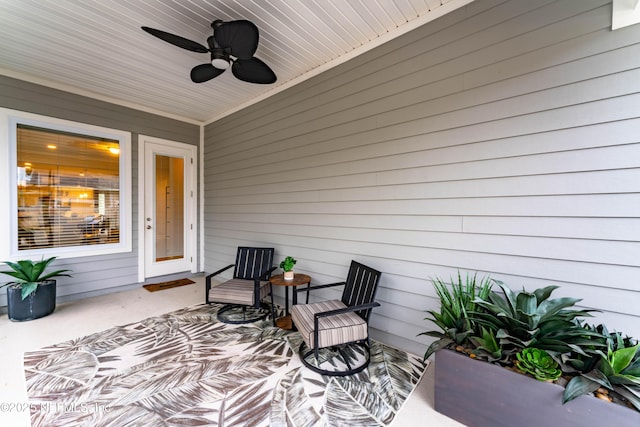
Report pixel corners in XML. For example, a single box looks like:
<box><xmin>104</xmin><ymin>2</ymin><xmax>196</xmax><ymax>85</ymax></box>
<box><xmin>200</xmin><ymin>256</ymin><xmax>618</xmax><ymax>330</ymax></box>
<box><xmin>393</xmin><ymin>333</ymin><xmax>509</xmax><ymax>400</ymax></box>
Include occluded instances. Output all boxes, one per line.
<box><xmin>468</xmin><ymin>326</ymin><xmax>504</xmax><ymax>362</ymax></box>
<box><xmin>563</xmin><ymin>332</ymin><xmax>640</xmax><ymax>411</ymax></box>
<box><xmin>515</xmin><ymin>348</ymin><xmax>562</xmax><ymax>381</ymax></box>
<box><xmin>469</xmin><ymin>281</ymin><xmax>605</xmax><ymax>360</ymax></box>
<box><xmin>0</xmin><ymin>257</ymin><xmax>72</xmax><ymax>300</ymax></box>
<box><xmin>554</xmin><ymin>323</ymin><xmax>611</xmax><ymax>374</ymax></box>
<box><xmin>420</xmin><ymin>271</ymin><xmax>493</xmax><ymax>360</ymax></box>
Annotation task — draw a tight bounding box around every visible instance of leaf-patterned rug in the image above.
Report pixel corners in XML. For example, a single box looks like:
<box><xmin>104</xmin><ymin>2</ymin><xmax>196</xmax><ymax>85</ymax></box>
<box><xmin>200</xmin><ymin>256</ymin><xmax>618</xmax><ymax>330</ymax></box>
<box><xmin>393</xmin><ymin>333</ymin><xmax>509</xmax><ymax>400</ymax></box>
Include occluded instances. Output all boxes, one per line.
<box><xmin>23</xmin><ymin>304</ymin><xmax>428</xmax><ymax>426</ymax></box>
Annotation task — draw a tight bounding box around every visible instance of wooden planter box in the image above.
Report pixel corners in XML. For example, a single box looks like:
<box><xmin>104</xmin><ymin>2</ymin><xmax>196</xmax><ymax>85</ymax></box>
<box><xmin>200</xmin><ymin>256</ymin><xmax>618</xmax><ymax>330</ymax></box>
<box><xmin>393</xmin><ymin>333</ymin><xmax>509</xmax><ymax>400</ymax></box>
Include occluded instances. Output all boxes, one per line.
<box><xmin>434</xmin><ymin>349</ymin><xmax>640</xmax><ymax>427</ymax></box>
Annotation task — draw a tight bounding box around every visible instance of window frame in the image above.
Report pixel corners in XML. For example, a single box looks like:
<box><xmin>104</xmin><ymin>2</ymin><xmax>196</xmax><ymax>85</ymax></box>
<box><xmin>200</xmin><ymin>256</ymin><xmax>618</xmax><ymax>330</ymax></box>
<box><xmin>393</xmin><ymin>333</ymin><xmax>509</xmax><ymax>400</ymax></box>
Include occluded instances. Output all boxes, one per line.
<box><xmin>1</xmin><ymin>108</ymin><xmax>132</xmax><ymax>260</ymax></box>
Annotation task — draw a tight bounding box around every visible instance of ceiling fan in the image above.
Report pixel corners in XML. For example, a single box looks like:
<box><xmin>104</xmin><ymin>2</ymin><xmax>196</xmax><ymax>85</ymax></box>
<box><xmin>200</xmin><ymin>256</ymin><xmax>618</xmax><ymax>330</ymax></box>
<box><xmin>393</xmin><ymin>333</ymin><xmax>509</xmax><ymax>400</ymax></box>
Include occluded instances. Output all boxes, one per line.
<box><xmin>141</xmin><ymin>20</ymin><xmax>276</xmax><ymax>84</ymax></box>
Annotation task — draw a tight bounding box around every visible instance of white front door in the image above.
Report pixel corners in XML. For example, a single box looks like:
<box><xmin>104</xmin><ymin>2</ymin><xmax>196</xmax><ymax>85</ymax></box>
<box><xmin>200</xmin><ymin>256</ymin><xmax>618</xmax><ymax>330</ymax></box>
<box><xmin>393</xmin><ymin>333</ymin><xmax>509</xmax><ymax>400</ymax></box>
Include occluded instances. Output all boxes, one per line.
<box><xmin>140</xmin><ymin>136</ymin><xmax>196</xmax><ymax>278</ymax></box>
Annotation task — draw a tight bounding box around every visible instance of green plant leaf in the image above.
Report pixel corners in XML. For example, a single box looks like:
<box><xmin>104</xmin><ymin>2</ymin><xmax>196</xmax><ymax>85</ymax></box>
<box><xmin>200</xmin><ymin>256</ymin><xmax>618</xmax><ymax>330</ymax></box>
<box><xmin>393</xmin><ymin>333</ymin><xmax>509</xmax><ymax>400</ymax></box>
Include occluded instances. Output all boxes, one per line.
<box><xmin>0</xmin><ymin>270</ymin><xmax>27</xmax><ymax>282</ymax></box>
<box><xmin>538</xmin><ymin>319</ymin><xmax>578</xmax><ymax>335</ymax></box>
<box><xmin>1</xmin><ymin>261</ymin><xmax>30</xmax><ymax>282</ymax></box>
<box><xmin>20</xmin><ymin>282</ymin><xmax>38</xmax><ymax>299</ymax></box>
<box><xmin>515</xmin><ymin>292</ymin><xmax>537</xmax><ymax>317</ymax></box>
<box><xmin>562</xmin><ymin>374</ymin><xmax>602</xmax><ymax>404</ymax></box>
<box><xmin>581</xmin><ymin>369</ymin><xmax>612</xmax><ymax>389</ymax></box>
<box><xmin>418</xmin><ymin>330</ymin><xmax>449</xmax><ymax>339</ymax></box>
<box><xmin>609</xmin><ymin>344</ymin><xmax>639</xmax><ymax>374</ymax></box>
<box><xmin>615</xmin><ymin>385</ymin><xmax>640</xmax><ymax>411</ymax></box>
<box><xmin>453</xmin><ymin>329</ymin><xmax>472</xmax><ymax>344</ymax></box>
<box><xmin>609</xmin><ymin>373</ymin><xmax>640</xmax><ymax>387</ymax></box>
<box><xmin>533</xmin><ymin>285</ymin><xmax>560</xmax><ymax>304</ymax></box>
<box><xmin>623</xmin><ymin>361</ymin><xmax>640</xmax><ymax>377</ymax></box>
<box><xmin>18</xmin><ymin>260</ymin><xmax>36</xmax><ymax>280</ymax></box>
<box><xmin>40</xmin><ymin>269</ymin><xmax>72</xmax><ymax>281</ymax></box>
<box><xmin>423</xmin><ymin>338</ymin><xmax>453</xmax><ymax>361</ymax></box>
<box><xmin>493</xmin><ymin>280</ymin><xmax>518</xmax><ymax>315</ymax></box>
<box><xmin>31</xmin><ymin>258</ymin><xmax>50</xmax><ymax>280</ymax></box>
<box><xmin>537</xmin><ymin>297</ymin><xmax>583</xmax><ymax>322</ymax></box>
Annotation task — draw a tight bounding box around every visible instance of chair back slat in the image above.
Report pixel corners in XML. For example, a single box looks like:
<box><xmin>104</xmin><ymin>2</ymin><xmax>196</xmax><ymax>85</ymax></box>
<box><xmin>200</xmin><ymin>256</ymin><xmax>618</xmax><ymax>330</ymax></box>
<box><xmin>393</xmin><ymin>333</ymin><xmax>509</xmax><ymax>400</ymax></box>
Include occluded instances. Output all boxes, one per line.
<box><xmin>234</xmin><ymin>247</ymin><xmax>274</xmax><ymax>280</ymax></box>
<box><xmin>341</xmin><ymin>261</ymin><xmax>381</xmax><ymax>322</ymax></box>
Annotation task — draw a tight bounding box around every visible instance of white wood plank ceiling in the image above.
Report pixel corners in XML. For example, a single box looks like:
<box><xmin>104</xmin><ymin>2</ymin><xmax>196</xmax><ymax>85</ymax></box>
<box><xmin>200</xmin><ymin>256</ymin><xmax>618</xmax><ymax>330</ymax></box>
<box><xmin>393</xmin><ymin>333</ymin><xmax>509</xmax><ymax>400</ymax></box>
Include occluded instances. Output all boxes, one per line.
<box><xmin>0</xmin><ymin>0</ymin><xmax>473</xmax><ymax>124</ymax></box>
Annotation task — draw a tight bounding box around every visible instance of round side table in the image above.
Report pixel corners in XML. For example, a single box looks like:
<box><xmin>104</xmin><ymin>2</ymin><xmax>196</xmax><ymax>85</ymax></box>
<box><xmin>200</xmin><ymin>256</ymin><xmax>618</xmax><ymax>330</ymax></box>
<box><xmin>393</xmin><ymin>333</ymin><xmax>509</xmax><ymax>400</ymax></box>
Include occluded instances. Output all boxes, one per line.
<box><xmin>269</xmin><ymin>273</ymin><xmax>311</xmax><ymax>330</ymax></box>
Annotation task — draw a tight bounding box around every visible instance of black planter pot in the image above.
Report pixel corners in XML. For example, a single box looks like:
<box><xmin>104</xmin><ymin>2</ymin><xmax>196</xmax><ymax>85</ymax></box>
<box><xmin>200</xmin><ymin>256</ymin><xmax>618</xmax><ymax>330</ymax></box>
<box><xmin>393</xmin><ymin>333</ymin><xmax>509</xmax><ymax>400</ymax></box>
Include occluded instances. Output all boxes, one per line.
<box><xmin>6</xmin><ymin>279</ymin><xmax>57</xmax><ymax>321</ymax></box>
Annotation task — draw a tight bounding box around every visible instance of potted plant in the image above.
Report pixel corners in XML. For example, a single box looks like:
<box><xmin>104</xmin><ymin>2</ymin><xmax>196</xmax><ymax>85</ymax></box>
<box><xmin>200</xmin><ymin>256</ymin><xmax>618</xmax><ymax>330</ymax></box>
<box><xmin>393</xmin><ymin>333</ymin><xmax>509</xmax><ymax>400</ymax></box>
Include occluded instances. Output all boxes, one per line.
<box><xmin>0</xmin><ymin>256</ymin><xmax>72</xmax><ymax>321</ymax></box>
<box><xmin>421</xmin><ymin>272</ymin><xmax>640</xmax><ymax>427</ymax></box>
<box><xmin>279</xmin><ymin>256</ymin><xmax>296</xmax><ymax>280</ymax></box>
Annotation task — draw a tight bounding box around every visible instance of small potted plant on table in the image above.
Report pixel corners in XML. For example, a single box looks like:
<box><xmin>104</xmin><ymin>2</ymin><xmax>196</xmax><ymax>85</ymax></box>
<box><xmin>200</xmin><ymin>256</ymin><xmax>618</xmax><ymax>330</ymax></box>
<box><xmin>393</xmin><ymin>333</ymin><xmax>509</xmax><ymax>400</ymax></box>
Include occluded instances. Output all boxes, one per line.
<box><xmin>1</xmin><ymin>256</ymin><xmax>72</xmax><ymax>321</ymax></box>
<box><xmin>279</xmin><ymin>256</ymin><xmax>297</xmax><ymax>280</ymax></box>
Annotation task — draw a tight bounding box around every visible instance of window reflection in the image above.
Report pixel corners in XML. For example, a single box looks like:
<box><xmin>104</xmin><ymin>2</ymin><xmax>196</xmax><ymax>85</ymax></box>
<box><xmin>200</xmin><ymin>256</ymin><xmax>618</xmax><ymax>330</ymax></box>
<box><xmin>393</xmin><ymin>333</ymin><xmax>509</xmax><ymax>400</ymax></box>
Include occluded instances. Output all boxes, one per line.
<box><xmin>17</xmin><ymin>125</ymin><xmax>120</xmax><ymax>250</ymax></box>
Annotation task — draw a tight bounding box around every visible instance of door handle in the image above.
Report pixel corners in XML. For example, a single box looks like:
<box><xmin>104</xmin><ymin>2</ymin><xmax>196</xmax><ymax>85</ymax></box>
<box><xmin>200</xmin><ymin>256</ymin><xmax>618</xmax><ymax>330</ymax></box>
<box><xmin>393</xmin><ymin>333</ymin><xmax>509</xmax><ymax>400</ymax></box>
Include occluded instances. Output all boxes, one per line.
<box><xmin>146</xmin><ymin>225</ymin><xmax>152</xmax><ymax>230</ymax></box>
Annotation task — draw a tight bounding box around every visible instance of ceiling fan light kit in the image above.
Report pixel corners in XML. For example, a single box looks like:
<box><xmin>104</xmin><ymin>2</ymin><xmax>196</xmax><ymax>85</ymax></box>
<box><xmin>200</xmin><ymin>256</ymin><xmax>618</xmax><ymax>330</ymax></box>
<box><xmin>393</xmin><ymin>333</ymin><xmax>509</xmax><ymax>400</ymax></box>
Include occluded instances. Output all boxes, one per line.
<box><xmin>142</xmin><ymin>19</ymin><xmax>276</xmax><ymax>84</ymax></box>
<box><xmin>210</xmin><ymin>51</ymin><xmax>230</xmax><ymax>70</ymax></box>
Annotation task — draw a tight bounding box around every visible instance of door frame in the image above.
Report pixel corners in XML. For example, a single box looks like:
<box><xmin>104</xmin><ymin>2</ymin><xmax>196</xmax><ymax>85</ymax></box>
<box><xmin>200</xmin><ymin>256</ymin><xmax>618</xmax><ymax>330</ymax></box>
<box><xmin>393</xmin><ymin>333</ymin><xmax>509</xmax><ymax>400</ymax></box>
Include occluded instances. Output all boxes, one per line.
<box><xmin>137</xmin><ymin>135</ymin><xmax>197</xmax><ymax>281</ymax></box>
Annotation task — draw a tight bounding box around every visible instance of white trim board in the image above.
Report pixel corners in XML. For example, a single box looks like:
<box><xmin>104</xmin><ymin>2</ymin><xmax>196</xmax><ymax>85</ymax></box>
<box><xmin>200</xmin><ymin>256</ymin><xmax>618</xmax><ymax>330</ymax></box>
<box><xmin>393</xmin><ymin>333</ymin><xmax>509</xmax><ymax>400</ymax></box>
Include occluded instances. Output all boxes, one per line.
<box><xmin>612</xmin><ymin>0</ymin><xmax>640</xmax><ymax>30</ymax></box>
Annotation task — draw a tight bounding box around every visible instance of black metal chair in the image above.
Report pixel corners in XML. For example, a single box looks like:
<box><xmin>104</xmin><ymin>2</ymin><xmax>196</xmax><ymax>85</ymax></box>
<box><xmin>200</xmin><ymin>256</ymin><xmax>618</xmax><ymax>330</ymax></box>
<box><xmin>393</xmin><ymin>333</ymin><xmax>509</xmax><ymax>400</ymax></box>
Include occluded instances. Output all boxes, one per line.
<box><xmin>206</xmin><ymin>247</ymin><xmax>276</xmax><ymax>324</ymax></box>
<box><xmin>290</xmin><ymin>260</ymin><xmax>382</xmax><ymax>376</ymax></box>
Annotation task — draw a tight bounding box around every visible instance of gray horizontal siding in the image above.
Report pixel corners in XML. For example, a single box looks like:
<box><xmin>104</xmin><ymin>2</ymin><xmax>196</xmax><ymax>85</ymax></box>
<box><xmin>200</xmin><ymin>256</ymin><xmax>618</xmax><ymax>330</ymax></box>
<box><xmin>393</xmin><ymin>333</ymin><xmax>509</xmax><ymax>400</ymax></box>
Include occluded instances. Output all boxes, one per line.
<box><xmin>0</xmin><ymin>76</ymin><xmax>199</xmax><ymax>304</ymax></box>
<box><xmin>204</xmin><ymin>0</ymin><xmax>640</xmax><ymax>355</ymax></box>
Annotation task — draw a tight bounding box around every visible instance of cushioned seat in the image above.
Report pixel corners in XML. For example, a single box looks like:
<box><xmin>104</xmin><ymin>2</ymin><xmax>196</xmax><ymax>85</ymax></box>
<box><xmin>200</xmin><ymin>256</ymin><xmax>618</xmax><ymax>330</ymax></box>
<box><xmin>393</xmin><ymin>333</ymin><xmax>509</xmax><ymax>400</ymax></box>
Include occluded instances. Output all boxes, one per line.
<box><xmin>291</xmin><ymin>300</ymin><xmax>368</xmax><ymax>349</ymax></box>
<box><xmin>290</xmin><ymin>260</ymin><xmax>381</xmax><ymax>376</ymax></box>
<box><xmin>208</xmin><ymin>278</ymin><xmax>271</xmax><ymax>305</ymax></box>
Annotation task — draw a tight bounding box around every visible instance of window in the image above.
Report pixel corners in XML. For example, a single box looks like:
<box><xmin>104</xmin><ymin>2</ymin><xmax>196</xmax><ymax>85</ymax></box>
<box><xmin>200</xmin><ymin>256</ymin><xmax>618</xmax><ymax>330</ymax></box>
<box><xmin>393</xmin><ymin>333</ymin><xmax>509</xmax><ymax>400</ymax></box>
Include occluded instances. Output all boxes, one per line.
<box><xmin>2</xmin><ymin>109</ymin><xmax>131</xmax><ymax>258</ymax></box>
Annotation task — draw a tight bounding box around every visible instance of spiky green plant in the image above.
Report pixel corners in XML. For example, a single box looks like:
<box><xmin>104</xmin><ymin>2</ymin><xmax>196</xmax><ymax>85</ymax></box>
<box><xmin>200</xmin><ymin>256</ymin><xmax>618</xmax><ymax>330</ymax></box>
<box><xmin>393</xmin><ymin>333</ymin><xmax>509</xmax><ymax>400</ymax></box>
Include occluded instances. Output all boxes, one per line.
<box><xmin>553</xmin><ymin>323</ymin><xmax>612</xmax><ymax>374</ymax></box>
<box><xmin>420</xmin><ymin>271</ymin><xmax>493</xmax><ymax>360</ymax></box>
<box><xmin>0</xmin><ymin>257</ymin><xmax>72</xmax><ymax>300</ymax></box>
<box><xmin>469</xmin><ymin>326</ymin><xmax>504</xmax><ymax>362</ymax></box>
<box><xmin>469</xmin><ymin>281</ymin><xmax>605</xmax><ymax>359</ymax></box>
<box><xmin>515</xmin><ymin>348</ymin><xmax>562</xmax><ymax>381</ymax></box>
<box><xmin>563</xmin><ymin>333</ymin><xmax>640</xmax><ymax>411</ymax></box>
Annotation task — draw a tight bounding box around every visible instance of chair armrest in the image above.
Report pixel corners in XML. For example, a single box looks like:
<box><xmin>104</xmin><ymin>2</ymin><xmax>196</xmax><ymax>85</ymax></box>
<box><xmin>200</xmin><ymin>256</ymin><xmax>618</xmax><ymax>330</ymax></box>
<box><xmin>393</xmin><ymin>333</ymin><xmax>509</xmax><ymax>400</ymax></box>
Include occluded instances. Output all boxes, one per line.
<box><xmin>314</xmin><ymin>301</ymin><xmax>380</xmax><ymax>319</ymax></box>
<box><xmin>206</xmin><ymin>264</ymin><xmax>234</xmax><ymax>294</ymax></box>
<box><xmin>208</xmin><ymin>264</ymin><xmax>235</xmax><ymax>278</ymax></box>
<box><xmin>295</xmin><ymin>281</ymin><xmax>345</xmax><ymax>292</ymax></box>
<box><xmin>255</xmin><ymin>266</ymin><xmax>277</xmax><ymax>282</ymax></box>
<box><xmin>295</xmin><ymin>281</ymin><xmax>346</xmax><ymax>304</ymax></box>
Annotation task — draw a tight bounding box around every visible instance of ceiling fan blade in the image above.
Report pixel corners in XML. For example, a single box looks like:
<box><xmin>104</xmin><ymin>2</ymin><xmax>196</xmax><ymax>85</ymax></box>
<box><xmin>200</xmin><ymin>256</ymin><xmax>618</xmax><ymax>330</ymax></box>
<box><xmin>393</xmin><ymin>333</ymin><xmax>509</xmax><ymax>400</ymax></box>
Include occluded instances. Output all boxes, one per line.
<box><xmin>232</xmin><ymin>58</ymin><xmax>277</xmax><ymax>84</ymax></box>
<box><xmin>214</xmin><ymin>20</ymin><xmax>259</xmax><ymax>60</ymax></box>
<box><xmin>142</xmin><ymin>26</ymin><xmax>209</xmax><ymax>53</ymax></box>
<box><xmin>190</xmin><ymin>64</ymin><xmax>225</xmax><ymax>83</ymax></box>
